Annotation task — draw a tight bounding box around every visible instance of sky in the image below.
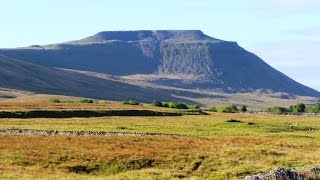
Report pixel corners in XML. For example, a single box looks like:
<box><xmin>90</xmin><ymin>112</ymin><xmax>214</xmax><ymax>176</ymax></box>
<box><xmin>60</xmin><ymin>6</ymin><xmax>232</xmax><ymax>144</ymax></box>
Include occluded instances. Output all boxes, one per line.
<box><xmin>1</xmin><ymin>0</ymin><xmax>320</xmax><ymax>90</ymax></box>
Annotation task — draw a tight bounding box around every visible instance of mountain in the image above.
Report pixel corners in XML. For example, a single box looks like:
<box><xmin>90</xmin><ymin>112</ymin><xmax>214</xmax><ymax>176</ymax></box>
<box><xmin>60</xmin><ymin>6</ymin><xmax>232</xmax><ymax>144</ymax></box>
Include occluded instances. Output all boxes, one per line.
<box><xmin>0</xmin><ymin>30</ymin><xmax>319</xmax><ymax>102</ymax></box>
<box><xmin>0</xmin><ymin>54</ymin><xmax>197</xmax><ymax>103</ymax></box>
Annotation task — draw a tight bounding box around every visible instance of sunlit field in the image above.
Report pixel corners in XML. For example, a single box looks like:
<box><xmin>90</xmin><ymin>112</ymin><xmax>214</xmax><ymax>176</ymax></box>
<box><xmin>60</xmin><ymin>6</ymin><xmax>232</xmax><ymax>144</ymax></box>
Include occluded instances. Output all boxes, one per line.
<box><xmin>1</xmin><ymin>112</ymin><xmax>320</xmax><ymax>179</ymax></box>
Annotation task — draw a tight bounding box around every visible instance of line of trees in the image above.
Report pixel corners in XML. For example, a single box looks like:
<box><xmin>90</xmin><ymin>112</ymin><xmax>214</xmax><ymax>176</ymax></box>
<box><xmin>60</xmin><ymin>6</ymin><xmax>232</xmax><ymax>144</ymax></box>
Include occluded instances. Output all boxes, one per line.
<box><xmin>266</xmin><ymin>103</ymin><xmax>320</xmax><ymax>114</ymax></box>
<box><xmin>151</xmin><ymin>101</ymin><xmax>200</xmax><ymax>110</ymax></box>
<box><xmin>209</xmin><ymin>105</ymin><xmax>247</xmax><ymax>113</ymax></box>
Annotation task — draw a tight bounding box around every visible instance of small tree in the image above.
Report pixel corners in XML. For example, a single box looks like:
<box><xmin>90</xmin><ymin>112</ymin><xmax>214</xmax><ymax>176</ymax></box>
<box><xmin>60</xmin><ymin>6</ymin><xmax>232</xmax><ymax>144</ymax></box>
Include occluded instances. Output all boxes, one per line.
<box><xmin>168</xmin><ymin>102</ymin><xmax>176</xmax><ymax>108</ymax></box>
<box><xmin>289</xmin><ymin>103</ymin><xmax>306</xmax><ymax>113</ymax></box>
<box><xmin>217</xmin><ymin>106</ymin><xmax>233</xmax><ymax>113</ymax></box>
<box><xmin>48</xmin><ymin>98</ymin><xmax>60</xmax><ymax>103</ymax></box>
<box><xmin>240</xmin><ymin>105</ymin><xmax>247</xmax><ymax>112</ymax></box>
<box><xmin>175</xmin><ymin>103</ymin><xmax>188</xmax><ymax>109</ymax></box>
<box><xmin>267</xmin><ymin>106</ymin><xmax>289</xmax><ymax>114</ymax></box>
<box><xmin>187</xmin><ymin>104</ymin><xmax>200</xmax><ymax>110</ymax></box>
<box><xmin>162</xmin><ymin>102</ymin><xmax>170</xmax><ymax>108</ymax></box>
<box><xmin>209</xmin><ymin>106</ymin><xmax>217</xmax><ymax>112</ymax></box>
<box><xmin>230</xmin><ymin>105</ymin><xmax>239</xmax><ymax>113</ymax></box>
<box><xmin>308</xmin><ymin>103</ymin><xmax>320</xmax><ymax>113</ymax></box>
<box><xmin>151</xmin><ymin>101</ymin><xmax>163</xmax><ymax>107</ymax></box>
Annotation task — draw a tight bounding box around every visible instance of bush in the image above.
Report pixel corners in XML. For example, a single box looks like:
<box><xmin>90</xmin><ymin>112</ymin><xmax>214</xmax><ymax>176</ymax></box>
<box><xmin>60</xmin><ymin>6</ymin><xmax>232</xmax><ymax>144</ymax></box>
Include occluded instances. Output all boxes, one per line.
<box><xmin>230</xmin><ymin>105</ymin><xmax>239</xmax><ymax>112</ymax></box>
<box><xmin>209</xmin><ymin>106</ymin><xmax>217</xmax><ymax>112</ymax></box>
<box><xmin>162</xmin><ymin>102</ymin><xmax>170</xmax><ymax>108</ymax></box>
<box><xmin>78</xmin><ymin>98</ymin><xmax>94</xmax><ymax>104</ymax></box>
<box><xmin>308</xmin><ymin>103</ymin><xmax>320</xmax><ymax>113</ymax></box>
<box><xmin>216</xmin><ymin>105</ymin><xmax>239</xmax><ymax>113</ymax></box>
<box><xmin>168</xmin><ymin>102</ymin><xmax>177</xmax><ymax>108</ymax></box>
<box><xmin>266</xmin><ymin>106</ymin><xmax>289</xmax><ymax>114</ymax></box>
<box><xmin>217</xmin><ymin>106</ymin><xmax>233</xmax><ymax>113</ymax></box>
<box><xmin>289</xmin><ymin>103</ymin><xmax>306</xmax><ymax>113</ymax></box>
<box><xmin>151</xmin><ymin>101</ymin><xmax>163</xmax><ymax>107</ymax></box>
<box><xmin>240</xmin><ymin>105</ymin><xmax>247</xmax><ymax>112</ymax></box>
<box><xmin>98</xmin><ymin>100</ymin><xmax>109</xmax><ymax>104</ymax></box>
<box><xmin>122</xmin><ymin>100</ymin><xmax>140</xmax><ymax>105</ymax></box>
<box><xmin>48</xmin><ymin>98</ymin><xmax>60</xmax><ymax>103</ymax></box>
<box><xmin>175</xmin><ymin>103</ymin><xmax>189</xmax><ymax>109</ymax></box>
<box><xmin>187</xmin><ymin>104</ymin><xmax>200</xmax><ymax>110</ymax></box>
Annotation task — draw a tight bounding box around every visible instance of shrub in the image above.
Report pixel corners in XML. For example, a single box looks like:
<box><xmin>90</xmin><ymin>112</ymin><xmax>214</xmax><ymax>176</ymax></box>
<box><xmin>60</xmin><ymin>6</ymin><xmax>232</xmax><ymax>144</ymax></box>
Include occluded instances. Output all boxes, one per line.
<box><xmin>289</xmin><ymin>103</ymin><xmax>306</xmax><ymax>113</ymax></box>
<box><xmin>216</xmin><ymin>105</ymin><xmax>239</xmax><ymax>113</ymax></box>
<box><xmin>48</xmin><ymin>98</ymin><xmax>60</xmax><ymax>103</ymax></box>
<box><xmin>209</xmin><ymin>106</ymin><xmax>217</xmax><ymax>112</ymax></box>
<box><xmin>187</xmin><ymin>104</ymin><xmax>200</xmax><ymax>110</ymax></box>
<box><xmin>266</xmin><ymin>106</ymin><xmax>289</xmax><ymax>114</ymax></box>
<box><xmin>151</xmin><ymin>101</ymin><xmax>163</xmax><ymax>107</ymax></box>
<box><xmin>175</xmin><ymin>103</ymin><xmax>189</xmax><ymax>109</ymax></box>
<box><xmin>122</xmin><ymin>100</ymin><xmax>140</xmax><ymax>105</ymax></box>
<box><xmin>240</xmin><ymin>105</ymin><xmax>247</xmax><ymax>112</ymax></box>
<box><xmin>217</xmin><ymin>106</ymin><xmax>233</xmax><ymax>113</ymax></box>
<box><xmin>308</xmin><ymin>103</ymin><xmax>320</xmax><ymax>113</ymax></box>
<box><xmin>230</xmin><ymin>105</ymin><xmax>239</xmax><ymax>112</ymax></box>
<box><xmin>78</xmin><ymin>98</ymin><xmax>94</xmax><ymax>104</ymax></box>
<box><xmin>98</xmin><ymin>100</ymin><xmax>109</xmax><ymax>104</ymax></box>
<box><xmin>168</xmin><ymin>102</ymin><xmax>177</xmax><ymax>108</ymax></box>
<box><xmin>162</xmin><ymin>102</ymin><xmax>170</xmax><ymax>108</ymax></box>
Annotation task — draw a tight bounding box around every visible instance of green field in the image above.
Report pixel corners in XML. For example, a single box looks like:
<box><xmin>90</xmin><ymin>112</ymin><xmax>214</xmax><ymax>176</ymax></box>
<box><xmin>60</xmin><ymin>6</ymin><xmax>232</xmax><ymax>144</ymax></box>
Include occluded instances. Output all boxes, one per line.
<box><xmin>0</xmin><ymin>112</ymin><xmax>320</xmax><ymax>179</ymax></box>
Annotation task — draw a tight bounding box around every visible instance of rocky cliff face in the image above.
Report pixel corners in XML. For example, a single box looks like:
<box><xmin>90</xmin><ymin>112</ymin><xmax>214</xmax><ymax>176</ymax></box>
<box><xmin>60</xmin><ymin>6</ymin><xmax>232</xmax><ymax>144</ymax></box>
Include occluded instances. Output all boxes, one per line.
<box><xmin>0</xmin><ymin>30</ymin><xmax>319</xmax><ymax>97</ymax></box>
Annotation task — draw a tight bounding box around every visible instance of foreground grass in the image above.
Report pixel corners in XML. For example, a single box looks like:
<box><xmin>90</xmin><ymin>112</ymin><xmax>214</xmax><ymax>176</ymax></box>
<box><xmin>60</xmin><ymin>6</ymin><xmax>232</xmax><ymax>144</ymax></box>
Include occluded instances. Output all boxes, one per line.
<box><xmin>0</xmin><ymin>113</ymin><xmax>320</xmax><ymax>179</ymax></box>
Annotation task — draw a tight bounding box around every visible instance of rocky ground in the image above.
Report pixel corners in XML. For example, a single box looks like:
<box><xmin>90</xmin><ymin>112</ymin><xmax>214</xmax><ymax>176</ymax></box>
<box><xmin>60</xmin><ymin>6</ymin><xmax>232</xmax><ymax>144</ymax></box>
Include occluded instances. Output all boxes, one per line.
<box><xmin>245</xmin><ymin>167</ymin><xmax>320</xmax><ymax>180</ymax></box>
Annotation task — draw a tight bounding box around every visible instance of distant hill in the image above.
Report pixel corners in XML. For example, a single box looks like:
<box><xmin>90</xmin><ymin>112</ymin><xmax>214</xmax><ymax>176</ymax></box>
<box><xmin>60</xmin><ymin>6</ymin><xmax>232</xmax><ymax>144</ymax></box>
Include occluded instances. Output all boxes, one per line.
<box><xmin>1</xmin><ymin>30</ymin><xmax>319</xmax><ymax>98</ymax></box>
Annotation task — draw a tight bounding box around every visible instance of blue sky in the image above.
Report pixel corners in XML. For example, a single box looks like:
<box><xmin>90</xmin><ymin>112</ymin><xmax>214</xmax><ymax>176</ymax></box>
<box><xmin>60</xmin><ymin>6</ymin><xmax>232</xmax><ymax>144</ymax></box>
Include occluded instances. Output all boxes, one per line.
<box><xmin>1</xmin><ymin>0</ymin><xmax>320</xmax><ymax>90</ymax></box>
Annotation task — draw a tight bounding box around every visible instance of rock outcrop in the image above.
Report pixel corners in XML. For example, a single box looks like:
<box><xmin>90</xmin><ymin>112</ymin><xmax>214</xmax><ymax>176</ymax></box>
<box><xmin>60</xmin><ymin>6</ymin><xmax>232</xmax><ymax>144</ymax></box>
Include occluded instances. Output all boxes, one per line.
<box><xmin>245</xmin><ymin>167</ymin><xmax>320</xmax><ymax>180</ymax></box>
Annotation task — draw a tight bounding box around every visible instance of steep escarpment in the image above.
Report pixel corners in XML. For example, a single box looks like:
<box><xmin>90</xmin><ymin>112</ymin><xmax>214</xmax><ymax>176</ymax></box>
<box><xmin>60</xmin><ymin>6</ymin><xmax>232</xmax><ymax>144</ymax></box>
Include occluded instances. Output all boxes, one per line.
<box><xmin>0</xmin><ymin>30</ymin><xmax>319</xmax><ymax>97</ymax></box>
<box><xmin>0</xmin><ymin>54</ymin><xmax>192</xmax><ymax>103</ymax></box>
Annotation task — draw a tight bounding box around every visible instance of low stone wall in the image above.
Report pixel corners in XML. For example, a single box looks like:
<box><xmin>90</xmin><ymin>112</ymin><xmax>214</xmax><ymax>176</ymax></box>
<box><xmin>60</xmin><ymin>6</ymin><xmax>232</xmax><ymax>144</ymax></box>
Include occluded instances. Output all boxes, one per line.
<box><xmin>245</xmin><ymin>167</ymin><xmax>320</xmax><ymax>180</ymax></box>
<box><xmin>0</xmin><ymin>129</ymin><xmax>188</xmax><ymax>137</ymax></box>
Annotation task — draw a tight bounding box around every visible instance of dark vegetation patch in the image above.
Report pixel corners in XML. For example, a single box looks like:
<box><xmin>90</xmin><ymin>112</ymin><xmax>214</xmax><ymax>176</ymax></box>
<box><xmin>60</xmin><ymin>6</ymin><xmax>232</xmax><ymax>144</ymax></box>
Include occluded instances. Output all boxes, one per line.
<box><xmin>226</xmin><ymin>119</ymin><xmax>243</xmax><ymax>123</ymax></box>
<box><xmin>126</xmin><ymin>159</ymin><xmax>156</xmax><ymax>170</ymax></box>
<box><xmin>247</xmin><ymin>122</ymin><xmax>255</xmax><ymax>125</ymax></box>
<box><xmin>190</xmin><ymin>156</ymin><xmax>207</xmax><ymax>172</ymax></box>
<box><xmin>0</xmin><ymin>110</ymin><xmax>182</xmax><ymax>119</ymax></box>
<box><xmin>66</xmin><ymin>165</ymin><xmax>100</xmax><ymax>174</ymax></box>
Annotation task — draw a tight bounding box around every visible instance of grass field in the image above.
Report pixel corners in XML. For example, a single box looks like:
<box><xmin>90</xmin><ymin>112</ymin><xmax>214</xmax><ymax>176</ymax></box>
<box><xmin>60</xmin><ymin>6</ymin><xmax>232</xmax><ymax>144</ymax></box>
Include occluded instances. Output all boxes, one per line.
<box><xmin>0</xmin><ymin>111</ymin><xmax>320</xmax><ymax>179</ymax></box>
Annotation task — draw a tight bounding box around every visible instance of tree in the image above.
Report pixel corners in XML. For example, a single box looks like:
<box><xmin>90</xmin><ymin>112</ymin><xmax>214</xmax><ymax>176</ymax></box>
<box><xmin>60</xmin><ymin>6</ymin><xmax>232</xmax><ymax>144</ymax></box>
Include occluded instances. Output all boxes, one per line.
<box><xmin>230</xmin><ymin>105</ymin><xmax>239</xmax><ymax>113</ymax></box>
<box><xmin>151</xmin><ymin>101</ymin><xmax>163</xmax><ymax>107</ymax></box>
<box><xmin>209</xmin><ymin>106</ymin><xmax>217</xmax><ymax>112</ymax></box>
<box><xmin>168</xmin><ymin>102</ymin><xmax>176</xmax><ymax>108</ymax></box>
<box><xmin>289</xmin><ymin>103</ymin><xmax>306</xmax><ymax>113</ymax></box>
<box><xmin>175</xmin><ymin>103</ymin><xmax>188</xmax><ymax>109</ymax></box>
<box><xmin>240</xmin><ymin>105</ymin><xmax>247</xmax><ymax>112</ymax></box>
<box><xmin>308</xmin><ymin>103</ymin><xmax>320</xmax><ymax>113</ymax></box>
<box><xmin>187</xmin><ymin>104</ymin><xmax>200</xmax><ymax>110</ymax></box>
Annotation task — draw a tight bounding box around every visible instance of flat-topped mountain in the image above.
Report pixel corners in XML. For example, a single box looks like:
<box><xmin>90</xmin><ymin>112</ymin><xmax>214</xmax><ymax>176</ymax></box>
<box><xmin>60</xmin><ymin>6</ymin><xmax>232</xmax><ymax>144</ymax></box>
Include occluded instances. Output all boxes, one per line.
<box><xmin>0</xmin><ymin>30</ymin><xmax>319</xmax><ymax>98</ymax></box>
